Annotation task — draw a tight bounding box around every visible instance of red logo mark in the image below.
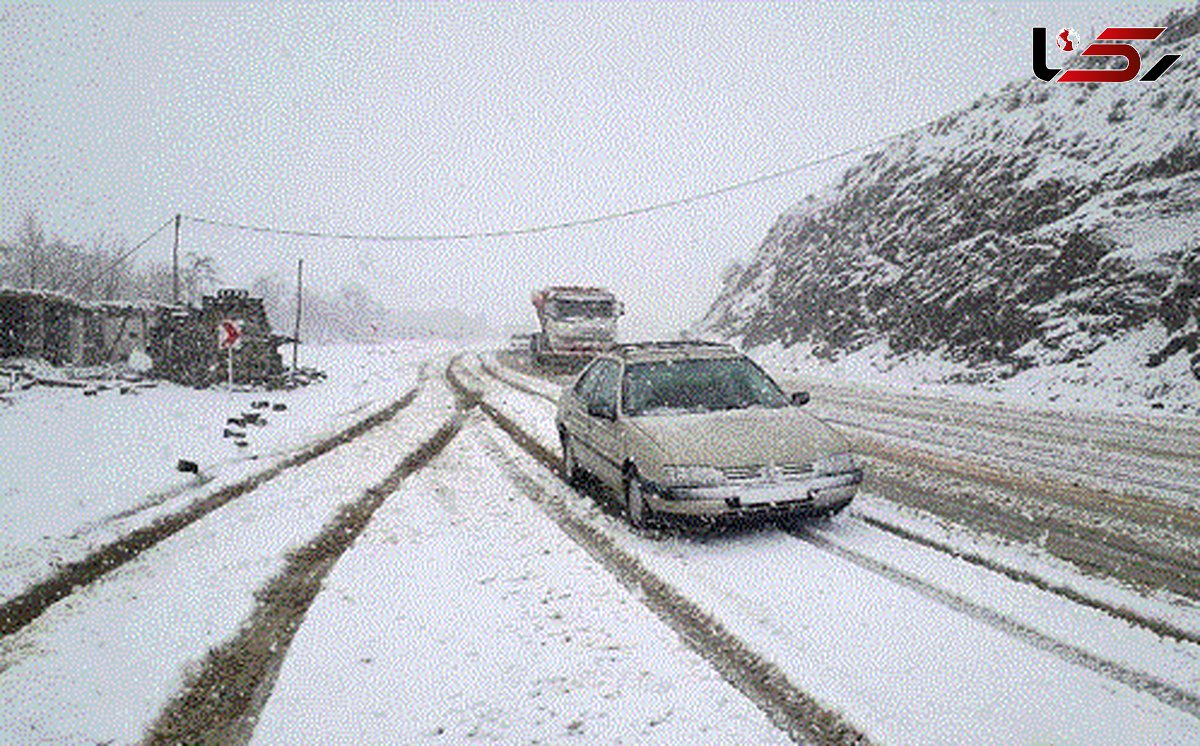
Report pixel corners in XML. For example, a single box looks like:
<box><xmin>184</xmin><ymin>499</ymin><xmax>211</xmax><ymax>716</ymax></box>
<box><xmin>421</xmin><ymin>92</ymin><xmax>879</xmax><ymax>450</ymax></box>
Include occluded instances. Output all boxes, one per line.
<box><xmin>1034</xmin><ymin>27</ymin><xmax>1180</xmax><ymax>83</ymax></box>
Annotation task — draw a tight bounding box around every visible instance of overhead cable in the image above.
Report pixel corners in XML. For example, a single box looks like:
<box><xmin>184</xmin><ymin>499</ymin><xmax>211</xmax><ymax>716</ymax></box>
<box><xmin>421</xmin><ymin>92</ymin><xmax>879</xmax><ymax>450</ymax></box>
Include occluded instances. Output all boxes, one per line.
<box><xmin>181</xmin><ymin>123</ymin><xmax>923</xmax><ymax>243</ymax></box>
<box><xmin>80</xmin><ymin>215</ymin><xmax>176</xmax><ymax>293</ymax></box>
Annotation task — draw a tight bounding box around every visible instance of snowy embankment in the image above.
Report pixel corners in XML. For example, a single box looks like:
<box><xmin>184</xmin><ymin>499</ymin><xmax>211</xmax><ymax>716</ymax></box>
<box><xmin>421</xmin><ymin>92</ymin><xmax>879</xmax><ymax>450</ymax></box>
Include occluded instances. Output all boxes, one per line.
<box><xmin>748</xmin><ymin>323</ymin><xmax>1200</xmax><ymax>417</ymax></box>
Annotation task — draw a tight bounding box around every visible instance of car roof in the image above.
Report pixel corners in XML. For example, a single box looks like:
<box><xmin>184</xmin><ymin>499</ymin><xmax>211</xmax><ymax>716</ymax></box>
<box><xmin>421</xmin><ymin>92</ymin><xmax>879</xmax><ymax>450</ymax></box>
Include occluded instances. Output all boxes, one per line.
<box><xmin>603</xmin><ymin>340</ymin><xmax>742</xmax><ymax>364</ymax></box>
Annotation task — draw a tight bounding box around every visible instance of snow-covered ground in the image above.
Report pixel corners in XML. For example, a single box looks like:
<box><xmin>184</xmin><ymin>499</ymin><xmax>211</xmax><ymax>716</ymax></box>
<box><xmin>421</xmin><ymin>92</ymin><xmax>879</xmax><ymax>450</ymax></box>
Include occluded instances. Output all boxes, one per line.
<box><xmin>0</xmin><ymin>359</ymin><xmax>460</xmax><ymax>743</ymax></box>
<box><xmin>2</xmin><ymin>340</ymin><xmax>1198</xmax><ymax>744</ymax></box>
<box><xmin>0</xmin><ymin>340</ymin><xmax>449</xmax><ymax>602</ymax></box>
<box><xmin>251</xmin><ymin>425</ymin><xmax>789</xmax><ymax>744</ymax></box>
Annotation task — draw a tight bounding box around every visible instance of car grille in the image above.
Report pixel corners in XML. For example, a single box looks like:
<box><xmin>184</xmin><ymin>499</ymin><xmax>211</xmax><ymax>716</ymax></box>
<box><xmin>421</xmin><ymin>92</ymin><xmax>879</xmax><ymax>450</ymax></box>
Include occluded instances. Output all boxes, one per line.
<box><xmin>719</xmin><ymin>462</ymin><xmax>813</xmax><ymax>483</ymax></box>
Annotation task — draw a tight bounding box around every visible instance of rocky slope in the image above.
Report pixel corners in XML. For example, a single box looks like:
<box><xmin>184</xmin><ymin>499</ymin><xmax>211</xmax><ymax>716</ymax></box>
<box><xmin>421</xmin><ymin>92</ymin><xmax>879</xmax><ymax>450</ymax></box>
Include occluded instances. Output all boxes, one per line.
<box><xmin>701</xmin><ymin>8</ymin><xmax>1200</xmax><ymax>388</ymax></box>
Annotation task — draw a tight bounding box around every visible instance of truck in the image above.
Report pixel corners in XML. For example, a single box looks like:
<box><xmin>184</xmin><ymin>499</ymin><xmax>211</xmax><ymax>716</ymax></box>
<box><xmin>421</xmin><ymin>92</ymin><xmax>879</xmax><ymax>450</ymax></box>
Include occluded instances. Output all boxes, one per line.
<box><xmin>530</xmin><ymin>286</ymin><xmax>623</xmax><ymax>366</ymax></box>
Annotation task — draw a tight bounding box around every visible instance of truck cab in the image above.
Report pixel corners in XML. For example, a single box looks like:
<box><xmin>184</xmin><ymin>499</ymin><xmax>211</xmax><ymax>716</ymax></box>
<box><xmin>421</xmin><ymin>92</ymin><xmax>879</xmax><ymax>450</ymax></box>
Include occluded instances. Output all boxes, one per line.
<box><xmin>531</xmin><ymin>286</ymin><xmax>623</xmax><ymax>366</ymax></box>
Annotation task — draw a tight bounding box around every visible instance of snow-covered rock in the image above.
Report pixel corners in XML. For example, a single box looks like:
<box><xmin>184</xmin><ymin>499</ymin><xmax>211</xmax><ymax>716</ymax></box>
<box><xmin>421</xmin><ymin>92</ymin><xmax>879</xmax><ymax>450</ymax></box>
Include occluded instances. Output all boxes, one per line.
<box><xmin>700</xmin><ymin>7</ymin><xmax>1200</xmax><ymax>403</ymax></box>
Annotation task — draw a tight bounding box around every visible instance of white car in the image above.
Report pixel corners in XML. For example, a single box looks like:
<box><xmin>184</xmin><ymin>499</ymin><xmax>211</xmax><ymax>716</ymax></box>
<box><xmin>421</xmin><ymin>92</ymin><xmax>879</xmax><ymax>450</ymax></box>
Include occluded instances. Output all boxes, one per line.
<box><xmin>555</xmin><ymin>341</ymin><xmax>862</xmax><ymax>527</ymax></box>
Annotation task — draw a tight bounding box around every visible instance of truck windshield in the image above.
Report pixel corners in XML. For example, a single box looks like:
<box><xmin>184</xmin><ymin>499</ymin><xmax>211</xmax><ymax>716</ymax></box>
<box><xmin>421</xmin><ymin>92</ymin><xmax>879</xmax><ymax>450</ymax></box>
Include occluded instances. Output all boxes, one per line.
<box><xmin>622</xmin><ymin>357</ymin><xmax>789</xmax><ymax>416</ymax></box>
<box><xmin>549</xmin><ymin>299</ymin><xmax>614</xmax><ymax>319</ymax></box>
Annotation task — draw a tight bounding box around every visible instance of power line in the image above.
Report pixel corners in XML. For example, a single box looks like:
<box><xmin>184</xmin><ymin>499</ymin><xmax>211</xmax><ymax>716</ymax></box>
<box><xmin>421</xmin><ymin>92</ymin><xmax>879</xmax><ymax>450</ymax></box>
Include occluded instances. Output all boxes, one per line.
<box><xmin>181</xmin><ymin>123</ymin><xmax>924</xmax><ymax>243</ymax></box>
<box><xmin>80</xmin><ymin>215</ymin><xmax>176</xmax><ymax>295</ymax></box>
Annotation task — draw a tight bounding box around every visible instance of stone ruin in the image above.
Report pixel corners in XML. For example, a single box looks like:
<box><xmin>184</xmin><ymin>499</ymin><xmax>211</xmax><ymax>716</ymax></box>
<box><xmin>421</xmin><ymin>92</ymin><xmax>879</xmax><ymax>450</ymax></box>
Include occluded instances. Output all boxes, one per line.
<box><xmin>151</xmin><ymin>289</ymin><xmax>287</xmax><ymax>388</ymax></box>
<box><xmin>0</xmin><ymin>287</ymin><xmax>289</xmax><ymax>389</ymax></box>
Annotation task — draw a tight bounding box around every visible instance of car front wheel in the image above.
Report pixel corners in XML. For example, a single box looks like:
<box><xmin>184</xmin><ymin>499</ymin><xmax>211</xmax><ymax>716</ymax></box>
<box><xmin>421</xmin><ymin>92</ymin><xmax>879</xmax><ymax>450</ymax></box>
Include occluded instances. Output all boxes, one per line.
<box><xmin>561</xmin><ymin>431</ymin><xmax>583</xmax><ymax>486</ymax></box>
<box><xmin>625</xmin><ymin>466</ymin><xmax>654</xmax><ymax>529</ymax></box>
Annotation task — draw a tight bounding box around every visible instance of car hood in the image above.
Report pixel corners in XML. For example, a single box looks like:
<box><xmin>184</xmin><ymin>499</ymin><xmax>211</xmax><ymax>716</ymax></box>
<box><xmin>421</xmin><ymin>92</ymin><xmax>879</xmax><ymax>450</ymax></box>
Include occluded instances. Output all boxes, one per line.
<box><xmin>628</xmin><ymin>407</ymin><xmax>850</xmax><ymax>467</ymax></box>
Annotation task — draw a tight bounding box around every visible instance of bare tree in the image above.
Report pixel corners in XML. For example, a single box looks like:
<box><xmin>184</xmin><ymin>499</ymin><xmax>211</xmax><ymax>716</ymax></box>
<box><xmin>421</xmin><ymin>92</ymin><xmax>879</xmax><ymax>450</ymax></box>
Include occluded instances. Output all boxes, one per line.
<box><xmin>86</xmin><ymin>235</ymin><xmax>134</xmax><ymax>301</ymax></box>
<box><xmin>11</xmin><ymin>212</ymin><xmax>46</xmax><ymax>289</ymax></box>
<box><xmin>124</xmin><ymin>252</ymin><xmax>219</xmax><ymax>305</ymax></box>
<box><xmin>0</xmin><ymin>213</ymin><xmax>124</xmax><ymax>298</ymax></box>
<box><xmin>2</xmin><ymin>213</ymin><xmax>224</xmax><ymax>306</ymax></box>
<box><xmin>179</xmin><ymin>252</ymin><xmax>218</xmax><ymax>305</ymax></box>
<box><xmin>0</xmin><ymin>231</ymin><xmax>12</xmax><ymax>287</ymax></box>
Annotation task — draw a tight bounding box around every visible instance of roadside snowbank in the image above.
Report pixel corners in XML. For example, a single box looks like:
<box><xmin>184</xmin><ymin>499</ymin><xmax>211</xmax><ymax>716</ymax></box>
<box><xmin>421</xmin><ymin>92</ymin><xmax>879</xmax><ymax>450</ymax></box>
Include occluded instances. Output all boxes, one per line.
<box><xmin>750</xmin><ymin>323</ymin><xmax>1200</xmax><ymax>417</ymax></box>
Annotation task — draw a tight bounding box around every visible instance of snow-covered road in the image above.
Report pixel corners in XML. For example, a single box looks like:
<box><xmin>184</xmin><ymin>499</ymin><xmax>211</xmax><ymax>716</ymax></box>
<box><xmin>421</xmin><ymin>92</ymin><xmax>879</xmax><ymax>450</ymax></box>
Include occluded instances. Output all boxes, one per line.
<box><xmin>472</xmin><ymin>351</ymin><xmax>1200</xmax><ymax>744</ymax></box>
<box><xmin>788</xmin><ymin>376</ymin><xmax>1200</xmax><ymax>605</ymax></box>
<box><xmin>1</xmin><ymin>341</ymin><xmax>1197</xmax><ymax>744</ymax></box>
<box><xmin>251</xmin><ymin>422</ymin><xmax>790</xmax><ymax>744</ymax></box>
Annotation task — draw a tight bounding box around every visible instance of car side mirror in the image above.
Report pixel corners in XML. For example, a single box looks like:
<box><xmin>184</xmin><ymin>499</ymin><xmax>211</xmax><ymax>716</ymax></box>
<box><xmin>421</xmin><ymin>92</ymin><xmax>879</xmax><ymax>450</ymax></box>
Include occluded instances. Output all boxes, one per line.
<box><xmin>588</xmin><ymin>402</ymin><xmax>616</xmax><ymax>420</ymax></box>
<box><xmin>791</xmin><ymin>391</ymin><xmax>810</xmax><ymax>407</ymax></box>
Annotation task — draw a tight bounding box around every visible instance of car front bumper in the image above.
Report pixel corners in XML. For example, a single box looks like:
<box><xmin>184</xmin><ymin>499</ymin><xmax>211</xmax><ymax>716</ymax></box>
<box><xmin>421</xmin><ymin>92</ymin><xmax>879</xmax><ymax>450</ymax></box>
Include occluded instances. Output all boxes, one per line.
<box><xmin>646</xmin><ymin>468</ymin><xmax>864</xmax><ymax>517</ymax></box>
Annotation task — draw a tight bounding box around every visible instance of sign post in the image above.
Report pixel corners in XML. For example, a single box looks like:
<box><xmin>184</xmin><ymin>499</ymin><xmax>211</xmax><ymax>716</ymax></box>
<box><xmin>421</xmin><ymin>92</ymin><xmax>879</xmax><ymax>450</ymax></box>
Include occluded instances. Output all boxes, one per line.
<box><xmin>292</xmin><ymin>257</ymin><xmax>303</xmax><ymax>379</ymax></box>
<box><xmin>217</xmin><ymin>319</ymin><xmax>243</xmax><ymax>387</ymax></box>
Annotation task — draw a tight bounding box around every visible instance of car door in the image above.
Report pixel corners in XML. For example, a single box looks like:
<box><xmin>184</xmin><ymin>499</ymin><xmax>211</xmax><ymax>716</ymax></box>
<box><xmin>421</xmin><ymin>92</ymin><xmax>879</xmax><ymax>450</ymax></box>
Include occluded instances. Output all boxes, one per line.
<box><xmin>562</xmin><ymin>360</ymin><xmax>603</xmax><ymax>473</ymax></box>
<box><xmin>583</xmin><ymin>359</ymin><xmax>624</xmax><ymax>488</ymax></box>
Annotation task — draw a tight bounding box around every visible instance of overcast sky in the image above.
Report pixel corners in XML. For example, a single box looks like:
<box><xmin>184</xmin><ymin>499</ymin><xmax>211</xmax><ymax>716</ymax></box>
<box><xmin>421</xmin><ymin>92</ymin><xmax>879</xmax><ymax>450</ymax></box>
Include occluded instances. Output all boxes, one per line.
<box><xmin>0</xmin><ymin>1</ymin><xmax>1174</xmax><ymax>337</ymax></box>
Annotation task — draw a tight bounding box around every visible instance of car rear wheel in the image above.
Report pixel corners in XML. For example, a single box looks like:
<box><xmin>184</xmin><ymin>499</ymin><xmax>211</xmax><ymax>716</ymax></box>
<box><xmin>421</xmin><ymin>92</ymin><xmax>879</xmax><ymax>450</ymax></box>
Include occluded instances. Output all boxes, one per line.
<box><xmin>625</xmin><ymin>466</ymin><xmax>654</xmax><ymax>529</ymax></box>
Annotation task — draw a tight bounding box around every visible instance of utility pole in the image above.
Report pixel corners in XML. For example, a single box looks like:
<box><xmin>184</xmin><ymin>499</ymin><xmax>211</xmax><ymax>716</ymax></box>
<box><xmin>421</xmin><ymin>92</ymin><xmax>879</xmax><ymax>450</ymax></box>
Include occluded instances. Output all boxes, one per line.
<box><xmin>292</xmin><ymin>257</ymin><xmax>303</xmax><ymax>374</ymax></box>
<box><xmin>172</xmin><ymin>214</ymin><xmax>181</xmax><ymax>305</ymax></box>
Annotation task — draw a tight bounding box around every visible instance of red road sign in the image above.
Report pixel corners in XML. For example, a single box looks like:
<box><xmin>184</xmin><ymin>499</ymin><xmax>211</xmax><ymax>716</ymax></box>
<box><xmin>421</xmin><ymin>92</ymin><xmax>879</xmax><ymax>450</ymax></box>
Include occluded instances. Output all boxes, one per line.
<box><xmin>218</xmin><ymin>319</ymin><xmax>243</xmax><ymax>349</ymax></box>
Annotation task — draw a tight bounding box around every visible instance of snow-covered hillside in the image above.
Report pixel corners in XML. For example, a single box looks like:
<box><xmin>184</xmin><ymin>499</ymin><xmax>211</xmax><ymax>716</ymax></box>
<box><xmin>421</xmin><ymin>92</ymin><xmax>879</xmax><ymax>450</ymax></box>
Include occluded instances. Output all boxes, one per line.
<box><xmin>701</xmin><ymin>7</ymin><xmax>1200</xmax><ymax>410</ymax></box>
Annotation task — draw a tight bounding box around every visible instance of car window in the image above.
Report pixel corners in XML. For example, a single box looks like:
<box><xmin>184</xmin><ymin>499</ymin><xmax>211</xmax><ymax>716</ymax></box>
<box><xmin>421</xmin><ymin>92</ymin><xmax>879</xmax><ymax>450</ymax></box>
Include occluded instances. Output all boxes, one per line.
<box><xmin>590</xmin><ymin>360</ymin><xmax>620</xmax><ymax>418</ymax></box>
<box><xmin>549</xmin><ymin>299</ymin><xmax>615</xmax><ymax>319</ymax></box>
<box><xmin>572</xmin><ymin>358</ymin><xmax>620</xmax><ymax>417</ymax></box>
<box><xmin>573</xmin><ymin>360</ymin><xmax>604</xmax><ymax>401</ymax></box>
<box><xmin>622</xmin><ymin>356</ymin><xmax>789</xmax><ymax>416</ymax></box>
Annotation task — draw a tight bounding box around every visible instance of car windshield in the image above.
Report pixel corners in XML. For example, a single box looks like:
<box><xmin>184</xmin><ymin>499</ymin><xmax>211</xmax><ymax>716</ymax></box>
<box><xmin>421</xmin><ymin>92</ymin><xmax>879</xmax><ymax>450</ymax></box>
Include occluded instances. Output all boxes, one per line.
<box><xmin>622</xmin><ymin>357</ymin><xmax>789</xmax><ymax>416</ymax></box>
<box><xmin>549</xmin><ymin>299</ymin><xmax>614</xmax><ymax>319</ymax></box>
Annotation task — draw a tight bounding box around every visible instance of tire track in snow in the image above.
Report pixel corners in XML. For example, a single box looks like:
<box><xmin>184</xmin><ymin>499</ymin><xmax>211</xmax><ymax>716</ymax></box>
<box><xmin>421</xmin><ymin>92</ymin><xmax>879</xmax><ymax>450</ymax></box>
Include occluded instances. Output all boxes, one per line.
<box><xmin>803</xmin><ymin>382</ymin><xmax>1200</xmax><ymax>465</ymax></box>
<box><xmin>144</xmin><ymin>364</ymin><xmax>468</xmax><ymax>745</ymax></box>
<box><xmin>461</xmin><ymin>355</ymin><xmax>871</xmax><ymax>746</ymax></box>
<box><xmin>786</xmin><ymin>525</ymin><xmax>1200</xmax><ymax>720</ymax></box>
<box><xmin>479</xmin><ymin>355</ymin><xmax>558</xmax><ymax>404</ymax></box>
<box><xmin>826</xmin><ymin>414</ymin><xmax>1200</xmax><ymax>502</ymax></box>
<box><xmin>0</xmin><ymin>378</ymin><xmax>427</xmax><ymax>640</ymax></box>
<box><xmin>846</xmin><ymin>509</ymin><xmax>1200</xmax><ymax>646</ymax></box>
<box><xmin>862</xmin><ymin>454</ymin><xmax>1200</xmax><ymax>603</ymax></box>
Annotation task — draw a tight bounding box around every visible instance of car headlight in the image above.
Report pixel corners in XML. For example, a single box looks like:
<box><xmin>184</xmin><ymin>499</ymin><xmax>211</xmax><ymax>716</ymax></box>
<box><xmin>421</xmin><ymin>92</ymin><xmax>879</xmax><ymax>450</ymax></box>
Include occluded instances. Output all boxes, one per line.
<box><xmin>812</xmin><ymin>452</ymin><xmax>857</xmax><ymax>476</ymax></box>
<box><xmin>662</xmin><ymin>465</ymin><xmax>727</xmax><ymax>487</ymax></box>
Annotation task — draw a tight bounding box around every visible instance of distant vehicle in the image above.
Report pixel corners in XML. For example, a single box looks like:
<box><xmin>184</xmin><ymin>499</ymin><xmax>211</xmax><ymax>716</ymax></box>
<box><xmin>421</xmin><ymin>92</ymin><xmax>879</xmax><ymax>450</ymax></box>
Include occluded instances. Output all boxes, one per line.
<box><xmin>530</xmin><ymin>286</ymin><xmax>623</xmax><ymax>365</ymax></box>
<box><xmin>555</xmin><ymin>341</ymin><xmax>862</xmax><ymax>528</ymax></box>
